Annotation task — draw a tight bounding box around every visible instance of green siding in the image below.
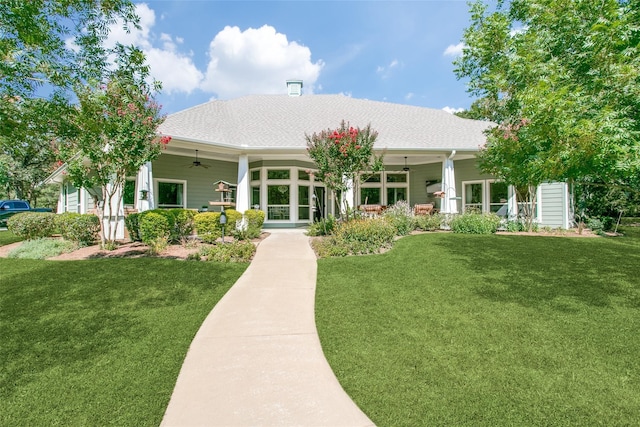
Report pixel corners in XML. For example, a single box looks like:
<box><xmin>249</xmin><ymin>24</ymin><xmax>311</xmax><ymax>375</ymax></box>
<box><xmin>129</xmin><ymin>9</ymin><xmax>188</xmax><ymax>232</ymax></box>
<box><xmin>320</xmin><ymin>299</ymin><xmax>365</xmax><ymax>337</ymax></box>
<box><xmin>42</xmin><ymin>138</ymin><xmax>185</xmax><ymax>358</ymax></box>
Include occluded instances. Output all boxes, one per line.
<box><xmin>64</xmin><ymin>184</ymin><xmax>79</xmax><ymax>213</ymax></box>
<box><xmin>539</xmin><ymin>182</ymin><xmax>567</xmax><ymax>228</ymax></box>
<box><xmin>152</xmin><ymin>154</ymin><xmax>238</xmax><ymax>210</ymax></box>
<box><xmin>407</xmin><ymin>163</ymin><xmax>442</xmax><ymax>206</ymax></box>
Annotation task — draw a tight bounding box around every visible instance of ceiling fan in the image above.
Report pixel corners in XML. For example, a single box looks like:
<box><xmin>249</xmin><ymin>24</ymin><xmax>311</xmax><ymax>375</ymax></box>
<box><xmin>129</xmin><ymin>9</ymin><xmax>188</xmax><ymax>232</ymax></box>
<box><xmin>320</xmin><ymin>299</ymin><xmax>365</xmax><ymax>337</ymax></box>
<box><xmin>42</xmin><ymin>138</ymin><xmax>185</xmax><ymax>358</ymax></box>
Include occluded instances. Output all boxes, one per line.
<box><xmin>188</xmin><ymin>150</ymin><xmax>210</xmax><ymax>168</ymax></box>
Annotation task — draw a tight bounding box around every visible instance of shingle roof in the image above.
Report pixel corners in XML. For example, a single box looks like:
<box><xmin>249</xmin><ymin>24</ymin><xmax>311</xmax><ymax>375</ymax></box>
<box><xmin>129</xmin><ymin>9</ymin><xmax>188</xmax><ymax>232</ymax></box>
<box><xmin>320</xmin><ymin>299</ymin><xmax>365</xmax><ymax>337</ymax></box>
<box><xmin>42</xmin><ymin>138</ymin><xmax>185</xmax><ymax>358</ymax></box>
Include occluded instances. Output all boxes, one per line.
<box><xmin>158</xmin><ymin>94</ymin><xmax>494</xmax><ymax>151</ymax></box>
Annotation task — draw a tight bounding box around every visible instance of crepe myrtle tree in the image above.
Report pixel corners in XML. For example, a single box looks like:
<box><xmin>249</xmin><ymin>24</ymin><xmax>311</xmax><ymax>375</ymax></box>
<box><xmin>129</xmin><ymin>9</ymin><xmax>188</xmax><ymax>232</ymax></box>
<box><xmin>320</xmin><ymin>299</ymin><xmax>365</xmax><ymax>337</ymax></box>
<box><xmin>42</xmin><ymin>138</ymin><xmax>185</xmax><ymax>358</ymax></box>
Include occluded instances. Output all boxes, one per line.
<box><xmin>306</xmin><ymin>120</ymin><xmax>384</xmax><ymax>220</ymax></box>
<box><xmin>62</xmin><ymin>46</ymin><xmax>170</xmax><ymax>246</ymax></box>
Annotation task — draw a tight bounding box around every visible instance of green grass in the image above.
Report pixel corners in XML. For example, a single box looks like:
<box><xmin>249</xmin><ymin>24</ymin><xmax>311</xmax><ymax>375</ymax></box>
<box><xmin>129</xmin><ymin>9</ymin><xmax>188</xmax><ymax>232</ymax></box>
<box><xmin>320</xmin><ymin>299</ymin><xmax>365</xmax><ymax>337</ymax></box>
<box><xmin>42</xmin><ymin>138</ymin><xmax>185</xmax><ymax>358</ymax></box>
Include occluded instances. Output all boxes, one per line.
<box><xmin>316</xmin><ymin>232</ymin><xmax>640</xmax><ymax>426</ymax></box>
<box><xmin>0</xmin><ymin>230</ymin><xmax>21</xmax><ymax>246</ymax></box>
<box><xmin>0</xmin><ymin>258</ymin><xmax>247</xmax><ymax>426</ymax></box>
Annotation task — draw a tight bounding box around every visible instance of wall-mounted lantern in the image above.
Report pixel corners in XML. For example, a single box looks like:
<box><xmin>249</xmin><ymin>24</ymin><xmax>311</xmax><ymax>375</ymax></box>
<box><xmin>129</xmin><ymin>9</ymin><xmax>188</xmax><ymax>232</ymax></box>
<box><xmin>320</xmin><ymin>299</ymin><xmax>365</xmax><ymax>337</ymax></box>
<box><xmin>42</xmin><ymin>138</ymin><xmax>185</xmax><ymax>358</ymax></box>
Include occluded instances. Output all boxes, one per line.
<box><xmin>139</xmin><ymin>189</ymin><xmax>149</xmax><ymax>200</ymax></box>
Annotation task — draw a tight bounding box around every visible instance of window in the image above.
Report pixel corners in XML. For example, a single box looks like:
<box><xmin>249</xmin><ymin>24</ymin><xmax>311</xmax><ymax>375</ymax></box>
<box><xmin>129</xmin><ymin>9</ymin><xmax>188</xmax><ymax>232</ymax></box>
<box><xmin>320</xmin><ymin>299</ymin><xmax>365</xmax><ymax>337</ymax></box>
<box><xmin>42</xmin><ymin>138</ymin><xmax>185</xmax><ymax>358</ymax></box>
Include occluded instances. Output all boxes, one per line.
<box><xmin>251</xmin><ymin>169</ymin><xmax>261</xmax><ymax>181</ymax></box>
<box><xmin>267</xmin><ymin>185</ymin><xmax>290</xmax><ymax>220</ymax></box>
<box><xmin>489</xmin><ymin>181</ymin><xmax>509</xmax><ymax>216</ymax></box>
<box><xmin>123</xmin><ymin>179</ymin><xmax>136</xmax><ymax>206</ymax></box>
<box><xmin>298</xmin><ymin>170</ymin><xmax>311</xmax><ymax>181</ymax></box>
<box><xmin>360</xmin><ymin>187</ymin><xmax>381</xmax><ymax>205</ymax></box>
<box><xmin>156</xmin><ymin>180</ymin><xmax>186</xmax><ymax>208</ymax></box>
<box><xmin>359</xmin><ymin>172</ymin><xmax>408</xmax><ymax>206</ymax></box>
<box><xmin>298</xmin><ymin>186</ymin><xmax>310</xmax><ymax>220</ymax></box>
<box><xmin>251</xmin><ymin>186</ymin><xmax>260</xmax><ymax>209</ymax></box>
<box><xmin>267</xmin><ymin>169</ymin><xmax>290</xmax><ymax>180</ymax></box>
<box><xmin>463</xmin><ymin>182</ymin><xmax>484</xmax><ymax>212</ymax></box>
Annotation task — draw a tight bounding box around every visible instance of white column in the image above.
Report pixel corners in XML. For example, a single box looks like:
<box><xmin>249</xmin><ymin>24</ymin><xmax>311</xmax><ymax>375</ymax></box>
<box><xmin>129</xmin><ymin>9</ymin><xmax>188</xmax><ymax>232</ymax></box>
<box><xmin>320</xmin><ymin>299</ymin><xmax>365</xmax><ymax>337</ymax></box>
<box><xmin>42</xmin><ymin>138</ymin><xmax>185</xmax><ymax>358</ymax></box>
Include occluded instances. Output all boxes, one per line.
<box><xmin>236</xmin><ymin>155</ymin><xmax>250</xmax><ymax>214</ymax></box>
<box><xmin>343</xmin><ymin>177</ymin><xmax>354</xmax><ymax>214</ymax></box>
<box><xmin>441</xmin><ymin>151</ymin><xmax>458</xmax><ymax>214</ymax></box>
<box><xmin>136</xmin><ymin>162</ymin><xmax>154</xmax><ymax>212</ymax></box>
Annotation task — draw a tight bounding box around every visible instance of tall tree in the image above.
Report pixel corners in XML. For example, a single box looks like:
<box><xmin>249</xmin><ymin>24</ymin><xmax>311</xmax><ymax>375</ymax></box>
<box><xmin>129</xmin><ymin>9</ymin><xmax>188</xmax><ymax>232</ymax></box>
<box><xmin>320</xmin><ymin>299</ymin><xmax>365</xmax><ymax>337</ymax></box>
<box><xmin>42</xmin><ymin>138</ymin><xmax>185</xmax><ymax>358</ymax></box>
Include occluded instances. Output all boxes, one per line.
<box><xmin>61</xmin><ymin>46</ymin><xmax>169</xmax><ymax>245</ymax></box>
<box><xmin>455</xmin><ymin>0</ymin><xmax>640</xmax><ymax>220</ymax></box>
<box><xmin>306</xmin><ymin>121</ymin><xmax>384</xmax><ymax>219</ymax></box>
<box><xmin>0</xmin><ymin>0</ymin><xmax>139</xmax><ymax>203</ymax></box>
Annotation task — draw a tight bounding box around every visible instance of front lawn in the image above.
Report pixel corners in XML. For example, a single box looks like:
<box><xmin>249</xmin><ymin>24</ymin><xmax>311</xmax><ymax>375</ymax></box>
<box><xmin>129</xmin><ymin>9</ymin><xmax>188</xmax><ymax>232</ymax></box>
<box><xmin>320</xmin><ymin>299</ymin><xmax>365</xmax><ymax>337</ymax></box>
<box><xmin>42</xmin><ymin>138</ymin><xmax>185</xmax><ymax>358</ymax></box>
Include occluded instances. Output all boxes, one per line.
<box><xmin>0</xmin><ymin>230</ymin><xmax>21</xmax><ymax>246</ymax></box>
<box><xmin>0</xmin><ymin>258</ymin><xmax>246</xmax><ymax>425</ymax></box>
<box><xmin>316</xmin><ymin>232</ymin><xmax>640</xmax><ymax>426</ymax></box>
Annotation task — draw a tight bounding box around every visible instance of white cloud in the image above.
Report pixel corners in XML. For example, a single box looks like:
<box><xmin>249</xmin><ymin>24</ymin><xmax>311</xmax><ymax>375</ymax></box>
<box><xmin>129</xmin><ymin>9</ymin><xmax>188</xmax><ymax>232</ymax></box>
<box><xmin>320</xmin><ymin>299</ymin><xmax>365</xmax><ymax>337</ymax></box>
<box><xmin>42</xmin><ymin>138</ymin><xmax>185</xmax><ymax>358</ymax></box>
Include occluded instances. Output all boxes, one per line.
<box><xmin>442</xmin><ymin>106</ymin><xmax>465</xmax><ymax>114</ymax></box>
<box><xmin>443</xmin><ymin>42</ymin><xmax>465</xmax><ymax>57</ymax></box>
<box><xmin>200</xmin><ymin>25</ymin><xmax>324</xmax><ymax>99</ymax></box>
<box><xmin>376</xmin><ymin>59</ymin><xmax>401</xmax><ymax>79</ymax></box>
<box><xmin>405</xmin><ymin>92</ymin><xmax>415</xmax><ymax>101</ymax></box>
<box><xmin>105</xmin><ymin>4</ymin><xmax>203</xmax><ymax>95</ymax></box>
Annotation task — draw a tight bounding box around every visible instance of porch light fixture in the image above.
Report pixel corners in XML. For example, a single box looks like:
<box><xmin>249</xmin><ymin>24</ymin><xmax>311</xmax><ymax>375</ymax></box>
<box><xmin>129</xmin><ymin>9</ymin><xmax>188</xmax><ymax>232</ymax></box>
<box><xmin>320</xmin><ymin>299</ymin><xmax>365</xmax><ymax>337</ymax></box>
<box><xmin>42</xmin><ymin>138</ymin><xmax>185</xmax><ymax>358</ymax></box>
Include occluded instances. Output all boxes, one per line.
<box><xmin>403</xmin><ymin>156</ymin><xmax>410</xmax><ymax>172</ymax></box>
<box><xmin>139</xmin><ymin>189</ymin><xmax>149</xmax><ymax>200</ymax></box>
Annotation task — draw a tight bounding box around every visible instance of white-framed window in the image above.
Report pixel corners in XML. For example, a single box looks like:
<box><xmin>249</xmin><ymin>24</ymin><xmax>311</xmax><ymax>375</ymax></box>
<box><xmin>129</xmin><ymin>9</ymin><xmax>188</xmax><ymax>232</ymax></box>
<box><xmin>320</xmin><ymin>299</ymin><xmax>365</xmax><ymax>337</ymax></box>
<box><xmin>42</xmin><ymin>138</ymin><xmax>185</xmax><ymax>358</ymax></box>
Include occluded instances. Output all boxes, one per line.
<box><xmin>265</xmin><ymin>168</ymin><xmax>291</xmax><ymax>220</ymax></box>
<box><xmin>123</xmin><ymin>178</ymin><xmax>136</xmax><ymax>208</ymax></box>
<box><xmin>155</xmin><ymin>179</ymin><xmax>187</xmax><ymax>209</ymax></box>
<box><xmin>463</xmin><ymin>180</ymin><xmax>510</xmax><ymax>214</ymax></box>
<box><xmin>359</xmin><ymin>171</ymin><xmax>409</xmax><ymax>206</ymax></box>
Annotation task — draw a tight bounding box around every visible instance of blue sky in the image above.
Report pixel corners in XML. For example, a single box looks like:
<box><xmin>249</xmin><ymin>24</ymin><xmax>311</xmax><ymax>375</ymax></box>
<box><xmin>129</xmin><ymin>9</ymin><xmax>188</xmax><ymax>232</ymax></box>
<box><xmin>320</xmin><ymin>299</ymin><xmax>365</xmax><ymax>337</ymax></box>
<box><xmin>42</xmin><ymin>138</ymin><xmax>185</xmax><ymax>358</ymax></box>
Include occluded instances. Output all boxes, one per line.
<box><xmin>110</xmin><ymin>1</ymin><xmax>477</xmax><ymax>115</ymax></box>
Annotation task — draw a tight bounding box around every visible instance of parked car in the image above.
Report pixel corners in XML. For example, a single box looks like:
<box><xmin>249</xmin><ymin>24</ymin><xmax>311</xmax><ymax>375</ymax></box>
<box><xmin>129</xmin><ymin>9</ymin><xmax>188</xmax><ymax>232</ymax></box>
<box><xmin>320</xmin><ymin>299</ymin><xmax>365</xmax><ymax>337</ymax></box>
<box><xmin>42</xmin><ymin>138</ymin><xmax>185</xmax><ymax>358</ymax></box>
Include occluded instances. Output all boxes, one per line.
<box><xmin>0</xmin><ymin>200</ymin><xmax>53</xmax><ymax>227</ymax></box>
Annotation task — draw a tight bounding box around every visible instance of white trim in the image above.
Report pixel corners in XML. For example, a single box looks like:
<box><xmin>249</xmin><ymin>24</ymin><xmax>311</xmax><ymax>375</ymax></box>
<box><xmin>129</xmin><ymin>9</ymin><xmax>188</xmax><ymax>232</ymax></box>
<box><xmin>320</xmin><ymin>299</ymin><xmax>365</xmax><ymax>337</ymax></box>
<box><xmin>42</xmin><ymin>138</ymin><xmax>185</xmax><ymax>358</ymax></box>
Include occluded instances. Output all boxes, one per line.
<box><xmin>236</xmin><ymin>155</ymin><xmax>250</xmax><ymax>215</ymax></box>
<box><xmin>461</xmin><ymin>180</ymin><xmax>485</xmax><ymax>212</ymax></box>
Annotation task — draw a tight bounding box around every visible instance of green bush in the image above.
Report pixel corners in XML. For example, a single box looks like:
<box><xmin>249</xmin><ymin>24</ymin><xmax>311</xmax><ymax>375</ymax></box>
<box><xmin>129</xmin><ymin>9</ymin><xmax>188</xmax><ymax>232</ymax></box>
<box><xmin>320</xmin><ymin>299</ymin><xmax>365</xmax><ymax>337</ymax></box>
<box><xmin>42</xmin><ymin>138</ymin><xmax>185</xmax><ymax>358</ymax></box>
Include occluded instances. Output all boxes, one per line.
<box><xmin>125</xmin><ymin>212</ymin><xmax>141</xmax><ymax>241</ymax></box>
<box><xmin>200</xmin><ymin>241</ymin><xmax>256</xmax><ymax>262</ymax></box>
<box><xmin>315</xmin><ymin>217</ymin><xmax>397</xmax><ymax>257</ymax></box>
<box><xmin>450</xmin><ymin>212</ymin><xmax>501</xmax><ymax>234</ymax></box>
<box><xmin>7</xmin><ymin>212</ymin><xmax>57</xmax><ymax>240</ymax></box>
<box><xmin>414</xmin><ymin>213</ymin><xmax>443</xmax><ymax>231</ymax></box>
<box><xmin>223</xmin><ymin>209</ymin><xmax>243</xmax><ymax>235</ymax></box>
<box><xmin>7</xmin><ymin>238</ymin><xmax>76</xmax><ymax>259</ymax></box>
<box><xmin>383</xmin><ymin>201</ymin><xmax>414</xmax><ymax>236</ymax></box>
<box><xmin>138</xmin><ymin>212</ymin><xmax>171</xmax><ymax>253</ymax></box>
<box><xmin>55</xmin><ymin>213</ymin><xmax>100</xmax><ymax>246</ymax></box>
<box><xmin>242</xmin><ymin>209</ymin><xmax>265</xmax><ymax>239</ymax></box>
<box><xmin>194</xmin><ymin>212</ymin><xmax>222</xmax><ymax>243</ymax></box>
<box><xmin>307</xmin><ymin>214</ymin><xmax>337</xmax><ymax>236</ymax></box>
<box><xmin>169</xmin><ymin>209</ymin><xmax>197</xmax><ymax>243</ymax></box>
<box><xmin>505</xmin><ymin>219</ymin><xmax>525</xmax><ymax>232</ymax></box>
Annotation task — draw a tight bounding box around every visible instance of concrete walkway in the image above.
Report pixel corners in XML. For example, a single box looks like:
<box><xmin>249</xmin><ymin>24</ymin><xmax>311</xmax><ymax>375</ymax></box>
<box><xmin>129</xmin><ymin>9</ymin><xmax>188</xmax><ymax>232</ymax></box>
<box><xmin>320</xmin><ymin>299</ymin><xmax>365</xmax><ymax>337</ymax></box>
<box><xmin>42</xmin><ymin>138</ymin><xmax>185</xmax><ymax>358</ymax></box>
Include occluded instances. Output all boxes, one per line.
<box><xmin>161</xmin><ymin>229</ymin><xmax>375</xmax><ymax>427</ymax></box>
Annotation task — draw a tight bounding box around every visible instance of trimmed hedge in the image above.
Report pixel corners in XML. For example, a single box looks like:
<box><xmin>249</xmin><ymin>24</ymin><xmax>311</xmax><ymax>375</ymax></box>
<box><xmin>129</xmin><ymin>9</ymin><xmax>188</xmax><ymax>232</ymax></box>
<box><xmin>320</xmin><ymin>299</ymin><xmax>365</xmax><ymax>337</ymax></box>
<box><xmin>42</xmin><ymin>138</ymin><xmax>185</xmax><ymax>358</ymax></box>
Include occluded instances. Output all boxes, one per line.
<box><xmin>194</xmin><ymin>212</ymin><xmax>222</xmax><ymax>244</ymax></box>
<box><xmin>138</xmin><ymin>212</ymin><xmax>170</xmax><ymax>253</ymax></box>
<box><xmin>7</xmin><ymin>212</ymin><xmax>57</xmax><ymax>240</ymax></box>
<box><xmin>126</xmin><ymin>209</ymin><xmax>196</xmax><ymax>243</ymax></box>
<box><xmin>55</xmin><ymin>213</ymin><xmax>100</xmax><ymax>246</ymax></box>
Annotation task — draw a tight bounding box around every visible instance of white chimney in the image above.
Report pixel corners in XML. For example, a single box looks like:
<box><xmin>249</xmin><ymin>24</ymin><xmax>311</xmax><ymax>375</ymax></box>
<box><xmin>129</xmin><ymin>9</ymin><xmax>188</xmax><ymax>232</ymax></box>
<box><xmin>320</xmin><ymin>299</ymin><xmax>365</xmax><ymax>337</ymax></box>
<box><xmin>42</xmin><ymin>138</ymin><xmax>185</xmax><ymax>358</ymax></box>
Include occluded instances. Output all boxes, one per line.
<box><xmin>286</xmin><ymin>79</ymin><xmax>303</xmax><ymax>96</ymax></box>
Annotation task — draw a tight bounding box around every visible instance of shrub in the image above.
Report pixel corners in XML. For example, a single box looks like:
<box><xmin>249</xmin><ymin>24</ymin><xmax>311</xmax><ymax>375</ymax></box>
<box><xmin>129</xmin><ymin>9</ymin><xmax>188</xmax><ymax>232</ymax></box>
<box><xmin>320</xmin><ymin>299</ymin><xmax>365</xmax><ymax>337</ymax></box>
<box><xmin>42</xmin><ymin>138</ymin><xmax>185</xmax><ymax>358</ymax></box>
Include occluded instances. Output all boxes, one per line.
<box><xmin>7</xmin><ymin>238</ymin><xmax>76</xmax><ymax>259</ymax></box>
<box><xmin>505</xmin><ymin>220</ymin><xmax>525</xmax><ymax>232</ymax></box>
<box><xmin>242</xmin><ymin>209</ymin><xmax>265</xmax><ymax>239</ymax></box>
<box><xmin>307</xmin><ymin>214</ymin><xmax>337</xmax><ymax>236</ymax></box>
<box><xmin>310</xmin><ymin>237</ymin><xmax>350</xmax><ymax>257</ymax></box>
<box><xmin>194</xmin><ymin>212</ymin><xmax>222</xmax><ymax>243</ymax></box>
<box><xmin>223</xmin><ymin>209</ymin><xmax>243</xmax><ymax>235</ymax></box>
<box><xmin>169</xmin><ymin>209</ymin><xmax>197</xmax><ymax>243</ymax></box>
<box><xmin>7</xmin><ymin>212</ymin><xmax>57</xmax><ymax>240</ymax></box>
<box><xmin>55</xmin><ymin>213</ymin><xmax>100</xmax><ymax>246</ymax></box>
<box><xmin>139</xmin><ymin>212</ymin><xmax>171</xmax><ymax>254</ymax></box>
<box><xmin>415</xmin><ymin>213</ymin><xmax>443</xmax><ymax>231</ymax></box>
<box><xmin>124</xmin><ymin>212</ymin><xmax>141</xmax><ymax>241</ymax></box>
<box><xmin>200</xmin><ymin>241</ymin><xmax>256</xmax><ymax>262</ymax></box>
<box><xmin>383</xmin><ymin>201</ymin><xmax>414</xmax><ymax>236</ymax></box>
<box><xmin>320</xmin><ymin>217</ymin><xmax>396</xmax><ymax>256</ymax></box>
<box><xmin>450</xmin><ymin>212</ymin><xmax>501</xmax><ymax>234</ymax></box>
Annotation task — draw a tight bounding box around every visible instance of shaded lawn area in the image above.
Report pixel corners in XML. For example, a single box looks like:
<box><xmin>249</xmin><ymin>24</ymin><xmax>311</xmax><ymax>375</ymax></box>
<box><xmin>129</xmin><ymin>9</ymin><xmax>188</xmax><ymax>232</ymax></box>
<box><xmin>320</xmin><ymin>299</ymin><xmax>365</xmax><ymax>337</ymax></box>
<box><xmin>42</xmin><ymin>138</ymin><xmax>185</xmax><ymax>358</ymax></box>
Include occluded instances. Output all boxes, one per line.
<box><xmin>316</xmin><ymin>232</ymin><xmax>640</xmax><ymax>426</ymax></box>
<box><xmin>0</xmin><ymin>258</ymin><xmax>246</xmax><ymax>426</ymax></box>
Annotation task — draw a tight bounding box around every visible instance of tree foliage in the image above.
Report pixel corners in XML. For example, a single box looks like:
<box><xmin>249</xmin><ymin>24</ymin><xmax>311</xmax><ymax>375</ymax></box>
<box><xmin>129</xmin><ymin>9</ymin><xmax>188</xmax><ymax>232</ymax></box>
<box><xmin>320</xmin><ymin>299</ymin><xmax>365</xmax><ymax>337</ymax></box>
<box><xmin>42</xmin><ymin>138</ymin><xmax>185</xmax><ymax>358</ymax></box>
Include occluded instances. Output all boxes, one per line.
<box><xmin>306</xmin><ymin>121</ymin><xmax>384</xmax><ymax>218</ymax></box>
<box><xmin>455</xmin><ymin>0</ymin><xmax>640</xmax><ymax>212</ymax></box>
<box><xmin>61</xmin><ymin>47</ymin><xmax>169</xmax><ymax>244</ymax></box>
<box><xmin>0</xmin><ymin>0</ymin><xmax>140</xmax><ymax>204</ymax></box>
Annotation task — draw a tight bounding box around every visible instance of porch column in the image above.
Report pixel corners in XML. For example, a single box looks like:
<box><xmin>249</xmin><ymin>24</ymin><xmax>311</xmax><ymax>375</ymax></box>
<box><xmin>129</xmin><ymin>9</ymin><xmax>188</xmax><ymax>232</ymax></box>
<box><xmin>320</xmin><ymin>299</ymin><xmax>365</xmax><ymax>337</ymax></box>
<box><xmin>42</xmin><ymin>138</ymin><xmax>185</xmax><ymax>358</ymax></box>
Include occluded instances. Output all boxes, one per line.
<box><xmin>236</xmin><ymin>154</ymin><xmax>250</xmax><ymax>215</ymax></box>
<box><xmin>136</xmin><ymin>162</ymin><xmax>154</xmax><ymax>212</ymax></box>
<box><xmin>343</xmin><ymin>177</ymin><xmax>354</xmax><ymax>214</ymax></box>
<box><xmin>441</xmin><ymin>151</ymin><xmax>458</xmax><ymax>214</ymax></box>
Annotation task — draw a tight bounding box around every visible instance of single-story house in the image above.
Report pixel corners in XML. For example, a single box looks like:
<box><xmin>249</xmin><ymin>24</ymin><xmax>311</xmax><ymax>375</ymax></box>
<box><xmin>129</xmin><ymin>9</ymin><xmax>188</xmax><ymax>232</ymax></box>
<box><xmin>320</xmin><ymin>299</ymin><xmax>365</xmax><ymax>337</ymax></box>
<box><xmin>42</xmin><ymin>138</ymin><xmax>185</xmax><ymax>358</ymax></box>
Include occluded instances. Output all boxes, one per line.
<box><xmin>47</xmin><ymin>80</ymin><xmax>573</xmax><ymax>237</ymax></box>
